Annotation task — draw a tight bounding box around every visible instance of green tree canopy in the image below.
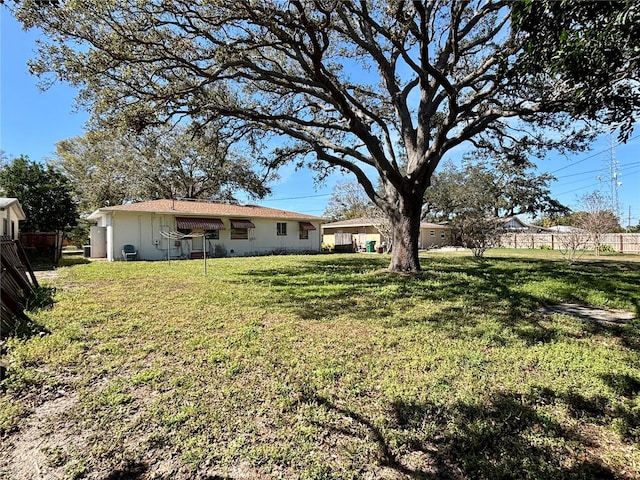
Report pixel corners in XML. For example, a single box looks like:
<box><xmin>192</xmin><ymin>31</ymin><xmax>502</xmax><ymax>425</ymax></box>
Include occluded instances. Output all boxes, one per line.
<box><xmin>0</xmin><ymin>155</ymin><xmax>78</xmax><ymax>232</ymax></box>
<box><xmin>423</xmin><ymin>157</ymin><xmax>568</xmax><ymax>223</ymax></box>
<box><xmin>513</xmin><ymin>0</ymin><xmax>640</xmax><ymax>141</ymax></box>
<box><xmin>55</xmin><ymin>125</ymin><xmax>272</xmax><ymax>213</ymax></box>
<box><xmin>10</xmin><ymin>0</ymin><xmax>639</xmax><ymax>271</ymax></box>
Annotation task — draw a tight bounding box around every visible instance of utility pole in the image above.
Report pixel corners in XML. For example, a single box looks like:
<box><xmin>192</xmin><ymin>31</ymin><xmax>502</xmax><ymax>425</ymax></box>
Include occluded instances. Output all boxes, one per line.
<box><xmin>608</xmin><ymin>134</ymin><xmax>621</xmax><ymax>219</ymax></box>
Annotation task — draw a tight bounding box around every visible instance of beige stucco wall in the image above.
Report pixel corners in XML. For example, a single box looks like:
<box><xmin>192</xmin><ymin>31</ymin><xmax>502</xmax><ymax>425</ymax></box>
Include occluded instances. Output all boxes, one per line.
<box><xmin>322</xmin><ymin>226</ymin><xmax>385</xmax><ymax>250</ymax></box>
<box><xmin>418</xmin><ymin>226</ymin><xmax>452</xmax><ymax>249</ymax></box>
<box><xmin>323</xmin><ymin>225</ymin><xmax>452</xmax><ymax>250</ymax></box>
<box><xmin>92</xmin><ymin>211</ymin><xmax>323</xmax><ymax>261</ymax></box>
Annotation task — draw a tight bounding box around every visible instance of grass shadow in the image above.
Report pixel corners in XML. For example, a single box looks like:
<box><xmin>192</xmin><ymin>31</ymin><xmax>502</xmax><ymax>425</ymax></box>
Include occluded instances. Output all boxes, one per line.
<box><xmin>304</xmin><ymin>388</ymin><xmax>618</xmax><ymax>479</ymax></box>
<box><xmin>103</xmin><ymin>461</ymin><xmax>148</xmax><ymax>480</ymax></box>
<box><xmin>235</xmin><ymin>254</ymin><xmax>640</xmax><ymax>348</ymax></box>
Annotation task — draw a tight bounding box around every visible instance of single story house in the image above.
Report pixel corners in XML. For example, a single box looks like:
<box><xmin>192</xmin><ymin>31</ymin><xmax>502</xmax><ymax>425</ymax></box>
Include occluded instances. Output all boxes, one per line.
<box><xmin>0</xmin><ymin>198</ymin><xmax>26</xmax><ymax>240</ymax></box>
<box><xmin>321</xmin><ymin>217</ymin><xmax>452</xmax><ymax>251</ymax></box>
<box><xmin>87</xmin><ymin>199</ymin><xmax>325</xmax><ymax>261</ymax></box>
<box><xmin>496</xmin><ymin>216</ymin><xmax>530</xmax><ymax>232</ymax></box>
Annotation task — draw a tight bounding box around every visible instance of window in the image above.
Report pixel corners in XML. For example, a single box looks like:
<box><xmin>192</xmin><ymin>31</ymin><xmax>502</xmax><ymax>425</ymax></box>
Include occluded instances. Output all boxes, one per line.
<box><xmin>298</xmin><ymin>221</ymin><xmax>315</xmax><ymax>240</ymax></box>
<box><xmin>440</xmin><ymin>231</ymin><xmax>446</xmax><ymax>239</ymax></box>
<box><xmin>231</xmin><ymin>228</ymin><xmax>248</xmax><ymax>240</ymax></box>
<box><xmin>430</xmin><ymin>230</ymin><xmax>435</xmax><ymax>236</ymax></box>
<box><xmin>205</xmin><ymin>230</ymin><xmax>219</xmax><ymax>240</ymax></box>
<box><xmin>230</xmin><ymin>219</ymin><xmax>254</xmax><ymax>240</ymax></box>
<box><xmin>277</xmin><ymin>222</ymin><xmax>287</xmax><ymax>236</ymax></box>
<box><xmin>2</xmin><ymin>218</ymin><xmax>7</xmax><ymax>235</ymax></box>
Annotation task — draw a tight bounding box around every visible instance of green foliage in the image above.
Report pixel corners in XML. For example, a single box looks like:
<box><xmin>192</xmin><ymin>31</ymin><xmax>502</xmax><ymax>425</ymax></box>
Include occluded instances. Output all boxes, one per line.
<box><xmin>598</xmin><ymin>244</ymin><xmax>615</xmax><ymax>254</ymax></box>
<box><xmin>0</xmin><ymin>155</ymin><xmax>78</xmax><ymax>232</ymax></box>
<box><xmin>513</xmin><ymin>0</ymin><xmax>640</xmax><ymax>140</ymax></box>
<box><xmin>25</xmin><ymin>284</ymin><xmax>57</xmax><ymax>313</ymax></box>
<box><xmin>65</xmin><ymin>221</ymin><xmax>90</xmax><ymax>248</ymax></box>
<box><xmin>423</xmin><ymin>158</ymin><xmax>568</xmax><ymax>222</ymax></box>
<box><xmin>323</xmin><ymin>181</ymin><xmax>377</xmax><ymax>222</ymax></box>
<box><xmin>1</xmin><ymin>253</ymin><xmax>639</xmax><ymax>477</ymax></box>
<box><xmin>55</xmin><ymin>126</ymin><xmax>271</xmax><ymax>213</ymax></box>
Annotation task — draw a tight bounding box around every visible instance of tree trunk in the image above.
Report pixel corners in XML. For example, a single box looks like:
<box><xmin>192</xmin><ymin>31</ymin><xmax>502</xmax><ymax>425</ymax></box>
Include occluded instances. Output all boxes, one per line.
<box><xmin>387</xmin><ymin>194</ymin><xmax>422</xmax><ymax>272</ymax></box>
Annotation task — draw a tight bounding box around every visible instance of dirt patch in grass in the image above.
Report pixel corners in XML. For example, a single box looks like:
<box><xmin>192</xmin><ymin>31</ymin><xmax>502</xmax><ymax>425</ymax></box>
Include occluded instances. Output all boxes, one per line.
<box><xmin>1</xmin><ymin>392</ymin><xmax>81</xmax><ymax>480</ymax></box>
<box><xmin>538</xmin><ymin>303</ymin><xmax>636</xmax><ymax>327</ymax></box>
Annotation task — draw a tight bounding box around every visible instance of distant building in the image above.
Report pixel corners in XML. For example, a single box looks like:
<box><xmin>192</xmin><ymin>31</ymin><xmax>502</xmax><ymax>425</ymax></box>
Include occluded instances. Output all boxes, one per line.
<box><xmin>321</xmin><ymin>217</ymin><xmax>452</xmax><ymax>251</ymax></box>
<box><xmin>0</xmin><ymin>198</ymin><xmax>26</xmax><ymax>240</ymax></box>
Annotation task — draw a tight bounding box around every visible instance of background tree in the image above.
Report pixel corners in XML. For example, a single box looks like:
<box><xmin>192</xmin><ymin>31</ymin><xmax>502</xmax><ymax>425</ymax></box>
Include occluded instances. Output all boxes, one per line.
<box><xmin>55</xmin><ymin>133</ymin><xmax>137</xmax><ymax>212</ymax></box>
<box><xmin>323</xmin><ymin>181</ymin><xmax>376</xmax><ymax>222</ymax></box>
<box><xmin>0</xmin><ymin>155</ymin><xmax>78</xmax><ymax>233</ymax></box>
<box><xmin>56</xmin><ymin>125</ymin><xmax>272</xmax><ymax>213</ymax></box>
<box><xmin>578</xmin><ymin>191</ymin><xmax>622</xmax><ymax>256</ymax></box>
<box><xmin>324</xmin><ymin>181</ymin><xmax>394</xmax><ymax>250</ymax></box>
<box><xmin>423</xmin><ymin>158</ymin><xmax>568</xmax><ymax>222</ymax></box>
<box><xmin>11</xmin><ymin>0</ymin><xmax>639</xmax><ymax>271</ymax></box>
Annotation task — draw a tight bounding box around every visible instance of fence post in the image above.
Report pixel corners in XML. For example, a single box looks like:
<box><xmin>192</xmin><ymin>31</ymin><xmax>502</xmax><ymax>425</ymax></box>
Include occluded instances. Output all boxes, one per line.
<box><xmin>620</xmin><ymin>234</ymin><xmax>624</xmax><ymax>254</ymax></box>
<box><xmin>551</xmin><ymin>234</ymin><xmax>555</xmax><ymax>250</ymax></box>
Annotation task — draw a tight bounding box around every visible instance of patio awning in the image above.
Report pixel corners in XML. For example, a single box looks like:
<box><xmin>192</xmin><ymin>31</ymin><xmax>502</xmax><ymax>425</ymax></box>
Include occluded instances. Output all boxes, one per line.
<box><xmin>299</xmin><ymin>221</ymin><xmax>316</xmax><ymax>231</ymax></box>
<box><xmin>230</xmin><ymin>218</ymin><xmax>256</xmax><ymax>229</ymax></box>
<box><xmin>176</xmin><ymin>217</ymin><xmax>226</xmax><ymax>230</ymax></box>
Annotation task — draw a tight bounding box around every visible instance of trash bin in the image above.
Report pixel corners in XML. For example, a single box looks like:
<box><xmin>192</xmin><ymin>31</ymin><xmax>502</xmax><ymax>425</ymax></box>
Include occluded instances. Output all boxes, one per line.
<box><xmin>365</xmin><ymin>240</ymin><xmax>376</xmax><ymax>252</ymax></box>
<box><xmin>83</xmin><ymin>245</ymin><xmax>91</xmax><ymax>257</ymax></box>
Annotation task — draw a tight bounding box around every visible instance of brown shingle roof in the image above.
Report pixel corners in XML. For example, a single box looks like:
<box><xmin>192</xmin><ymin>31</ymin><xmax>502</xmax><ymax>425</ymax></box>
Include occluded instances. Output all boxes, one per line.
<box><xmin>89</xmin><ymin>199</ymin><xmax>324</xmax><ymax>221</ymax></box>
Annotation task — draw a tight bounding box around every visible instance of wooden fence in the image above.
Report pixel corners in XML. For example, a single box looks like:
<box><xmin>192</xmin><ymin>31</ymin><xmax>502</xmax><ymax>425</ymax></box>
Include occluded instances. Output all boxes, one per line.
<box><xmin>498</xmin><ymin>233</ymin><xmax>640</xmax><ymax>254</ymax></box>
<box><xmin>19</xmin><ymin>231</ymin><xmax>64</xmax><ymax>264</ymax></box>
<box><xmin>1</xmin><ymin>236</ymin><xmax>39</xmax><ymax>338</ymax></box>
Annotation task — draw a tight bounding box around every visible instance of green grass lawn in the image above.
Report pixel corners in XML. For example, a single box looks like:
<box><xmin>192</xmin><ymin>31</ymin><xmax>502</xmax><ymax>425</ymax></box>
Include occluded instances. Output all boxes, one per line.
<box><xmin>2</xmin><ymin>251</ymin><xmax>640</xmax><ymax>479</ymax></box>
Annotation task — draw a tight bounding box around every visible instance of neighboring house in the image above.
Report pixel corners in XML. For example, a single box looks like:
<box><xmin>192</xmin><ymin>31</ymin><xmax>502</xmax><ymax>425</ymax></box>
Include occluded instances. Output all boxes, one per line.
<box><xmin>540</xmin><ymin>225</ymin><xmax>586</xmax><ymax>234</ymax></box>
<box><xmin>87</xmin><ymin>199</ymin><xmax>325</xmax><ymax>261</ymax></box>
<box><xmin>321</xmin><ymin>217</ymin><xmax>452</xmax><ymax>251</ymax></box>
<box><xmin>496</xmin><ymin>216</ymin><xmax>530</xmax><ymax>232</ymax></box>
<box><xmin>0</xmin><ymin>198</ymin><xmax>26</xmax><ymax>240</ymax></box>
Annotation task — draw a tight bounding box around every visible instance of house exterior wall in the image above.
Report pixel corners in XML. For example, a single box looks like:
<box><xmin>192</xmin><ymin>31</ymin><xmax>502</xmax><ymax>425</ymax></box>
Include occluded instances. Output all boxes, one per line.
<box><xmin>92</xmin><ymin>211</ymin><xmax>322</xmax><ymax>261</ymax></box>
<box><xmin>0</xmin><ymin>204</ymin><xmax>23</xmax><ymax>240</ymax></box>
<box><xmin>322</xmin><ymin>226</ymin><xmax>383</xmax><ymax>250</ymax></box>
<box><xmin>323</xmin><ymin>224</ymin><xmax>452</xmax><ymax>250</ymax></box>
<box><xmin>418</xmin><ymin>226</ymin><xmax>452</xmax><ymax>249</ymax></box>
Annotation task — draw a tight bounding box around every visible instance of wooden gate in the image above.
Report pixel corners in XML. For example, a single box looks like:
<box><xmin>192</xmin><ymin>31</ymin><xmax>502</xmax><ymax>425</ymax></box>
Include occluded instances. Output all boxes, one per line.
<box><xmin>334</xmin><ymin>232</ymin><xmax>355</xmax><ymax>253</ymax></box>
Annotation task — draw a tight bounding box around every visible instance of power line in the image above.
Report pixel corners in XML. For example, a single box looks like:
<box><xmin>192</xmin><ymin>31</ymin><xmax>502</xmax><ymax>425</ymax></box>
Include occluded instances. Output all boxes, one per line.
<box><xmin>550</xmin><ymin>133</ymin><xmax>640</xmax><ymax>174</ymax></box>
<box><xmin>555</xmin><ymin>168</ymin><xmax>640</xmax><ymax>199</ymax></box>
<box><xmin>554</xmin><ymin>161</ymin><xmax>640</xmax><ymax>180</ymax></box>
<box><xmin>265</xmin><ymin>193</ymin><xmax>332</xmax><ymax>202</ymax></box>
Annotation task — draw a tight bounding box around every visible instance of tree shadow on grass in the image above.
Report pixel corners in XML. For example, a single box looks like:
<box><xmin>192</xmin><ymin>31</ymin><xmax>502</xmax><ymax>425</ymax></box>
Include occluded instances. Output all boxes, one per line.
<box><xmin>103</xmin><ymin>461</ymin><xmax>234</xmax><ymax>480</ymax></box>
<box><xmin>303</xmin><ymin>388</ymin><xmax>619</xmax><ymax>480</ymax></box>
<box><xmin>235</xmin><ymin>255</ymin><xmax>639</xmax><ymax>349</ymax></box>
<box><xmin>103</xmin><ymin>461</ymin><xmax>148</xmax><ymax>480</ymax></box>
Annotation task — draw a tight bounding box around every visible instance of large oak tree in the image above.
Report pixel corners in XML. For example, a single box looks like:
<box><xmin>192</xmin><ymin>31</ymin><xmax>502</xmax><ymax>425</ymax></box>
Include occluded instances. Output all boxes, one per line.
<box><xmin>11</xmin><ymin>0</ymin><xmax>639</xmax><ymax>271</ymax></box>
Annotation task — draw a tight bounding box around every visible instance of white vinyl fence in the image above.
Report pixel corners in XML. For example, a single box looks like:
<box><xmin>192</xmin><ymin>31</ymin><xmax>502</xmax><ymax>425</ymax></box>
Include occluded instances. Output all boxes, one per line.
<box><xmin>498</xmin><ymin>233</ymin><xmax>640</xmax><ymax>254</ymax></box>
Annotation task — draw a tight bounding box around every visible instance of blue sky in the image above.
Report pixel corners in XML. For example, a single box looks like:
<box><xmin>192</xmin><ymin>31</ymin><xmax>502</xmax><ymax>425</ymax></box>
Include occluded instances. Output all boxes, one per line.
<box><xmin>1</xmin><ymin>10</ymin><xmax>639</xmax><ymax>225</ymax></box>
